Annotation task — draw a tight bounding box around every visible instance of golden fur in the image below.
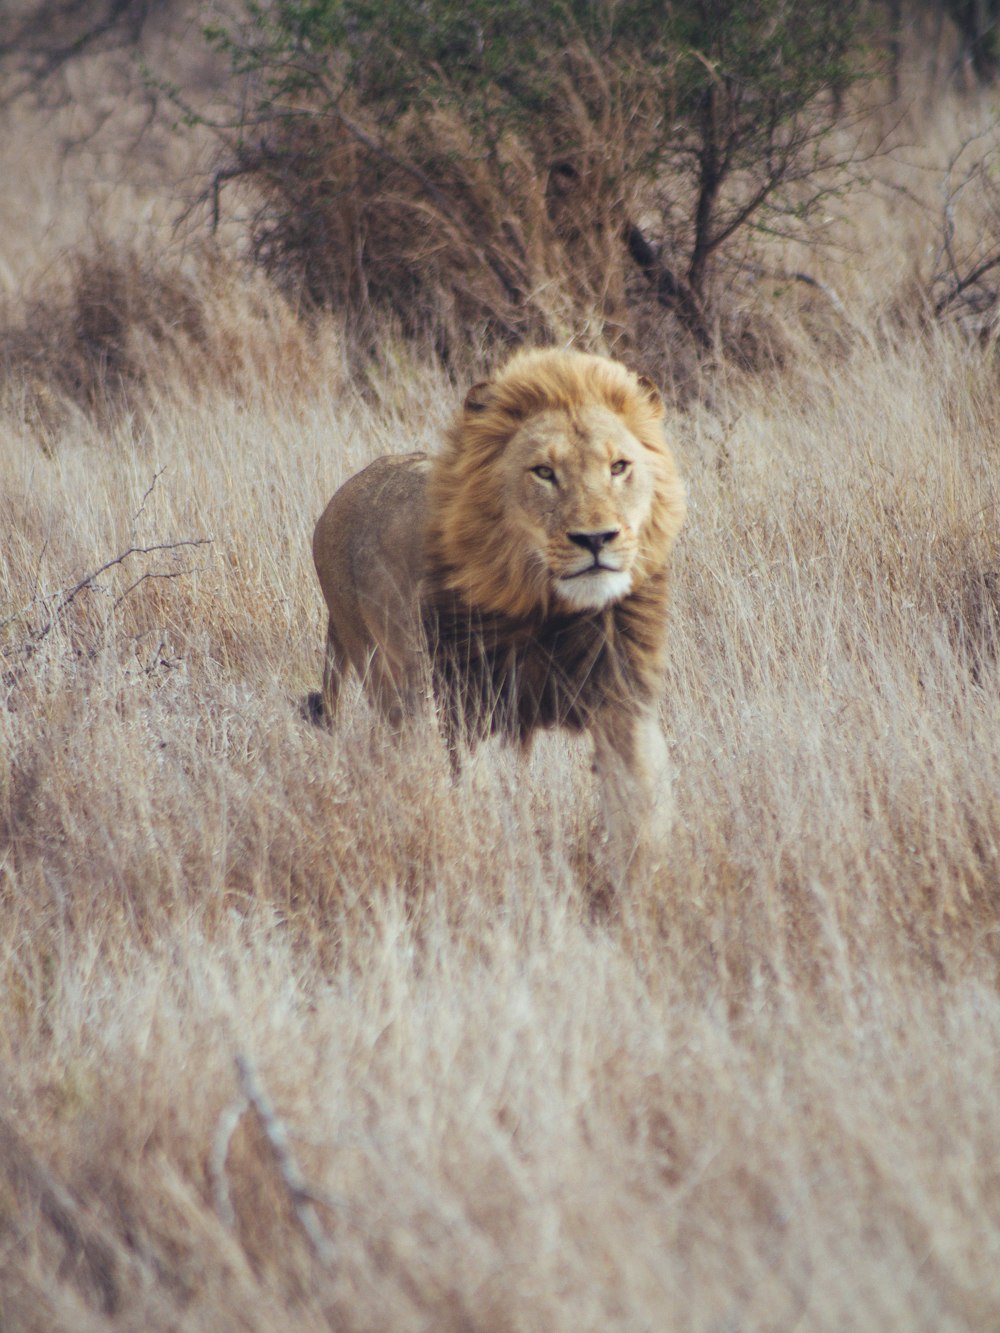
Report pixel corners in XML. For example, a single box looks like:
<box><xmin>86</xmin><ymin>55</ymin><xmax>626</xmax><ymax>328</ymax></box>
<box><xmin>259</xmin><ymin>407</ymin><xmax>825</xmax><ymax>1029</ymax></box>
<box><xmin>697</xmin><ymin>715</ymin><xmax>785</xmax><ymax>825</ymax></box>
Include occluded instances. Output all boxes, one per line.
<box><xmin>426</xmin><ymin>347</ymin><xmax>685</xmax><ymax>623</ymax></box>
<box><xmin>312</xmin><ymin>347</ymin><xmax>686</xmax><ymax>877</ymax></box>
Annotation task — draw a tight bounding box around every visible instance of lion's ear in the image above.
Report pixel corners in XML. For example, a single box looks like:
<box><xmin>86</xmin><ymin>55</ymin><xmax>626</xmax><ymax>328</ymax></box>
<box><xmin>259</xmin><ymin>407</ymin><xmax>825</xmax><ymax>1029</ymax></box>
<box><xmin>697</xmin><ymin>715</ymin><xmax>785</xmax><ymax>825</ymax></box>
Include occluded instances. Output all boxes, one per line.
<box><xmin>463</xmin><ymin>382</ymin><xmax>494</xmax><ymax>414</ymax></box>
<box><xmin>635</xmin><ymin>374</ymin><xmax>665</xmax><ymax>414</ymax></box>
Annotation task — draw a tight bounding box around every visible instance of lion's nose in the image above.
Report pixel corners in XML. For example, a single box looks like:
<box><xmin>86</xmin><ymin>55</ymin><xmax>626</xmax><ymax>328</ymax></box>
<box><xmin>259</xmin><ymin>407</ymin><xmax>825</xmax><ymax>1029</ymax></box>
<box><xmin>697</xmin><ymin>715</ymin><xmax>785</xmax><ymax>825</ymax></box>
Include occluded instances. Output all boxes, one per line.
<box><xmin>568</xmin><ymin>529</ymin><xmax>619</xmax><ymax>555</ymax></box>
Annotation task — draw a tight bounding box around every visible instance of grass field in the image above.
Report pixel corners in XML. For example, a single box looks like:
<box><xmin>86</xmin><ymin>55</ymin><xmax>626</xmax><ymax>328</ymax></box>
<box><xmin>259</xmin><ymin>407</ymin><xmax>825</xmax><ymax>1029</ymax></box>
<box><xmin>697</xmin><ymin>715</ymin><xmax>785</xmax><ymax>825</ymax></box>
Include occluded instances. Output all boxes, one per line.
<box><xmin>2</xmin><ymin>44</ymin><xmax>1000</xmax><ymax>1331</ymax></box>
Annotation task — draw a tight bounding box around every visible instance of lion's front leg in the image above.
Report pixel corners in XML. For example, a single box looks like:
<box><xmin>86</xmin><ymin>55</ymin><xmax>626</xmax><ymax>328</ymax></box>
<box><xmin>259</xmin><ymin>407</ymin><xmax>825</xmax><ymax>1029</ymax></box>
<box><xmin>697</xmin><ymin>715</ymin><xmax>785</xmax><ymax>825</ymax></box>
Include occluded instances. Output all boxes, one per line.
<box><xmin>592</xmin><ymin>706</ymin><xmax>674</xmax><ymax>888</ymax></box>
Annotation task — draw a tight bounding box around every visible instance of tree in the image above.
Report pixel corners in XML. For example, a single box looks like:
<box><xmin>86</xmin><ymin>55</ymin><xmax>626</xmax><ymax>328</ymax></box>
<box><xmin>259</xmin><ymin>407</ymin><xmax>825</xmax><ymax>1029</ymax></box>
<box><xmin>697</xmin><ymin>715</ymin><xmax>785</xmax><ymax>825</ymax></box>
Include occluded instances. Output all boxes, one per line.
<box><xmin>199</xmin><ymin>0</ymin><xmax>871</xmax><ymax>353</ymax></box>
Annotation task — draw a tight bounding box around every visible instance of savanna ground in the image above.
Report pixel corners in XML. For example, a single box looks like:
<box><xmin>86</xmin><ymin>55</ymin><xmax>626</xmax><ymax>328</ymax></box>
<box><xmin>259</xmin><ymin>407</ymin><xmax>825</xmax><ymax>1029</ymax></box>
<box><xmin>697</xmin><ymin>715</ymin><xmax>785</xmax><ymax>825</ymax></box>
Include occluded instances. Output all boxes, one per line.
<box><xmin>2</xmin><ymin>16</ymin><xmax>1000</xmax><ymax>1332</ymax></box>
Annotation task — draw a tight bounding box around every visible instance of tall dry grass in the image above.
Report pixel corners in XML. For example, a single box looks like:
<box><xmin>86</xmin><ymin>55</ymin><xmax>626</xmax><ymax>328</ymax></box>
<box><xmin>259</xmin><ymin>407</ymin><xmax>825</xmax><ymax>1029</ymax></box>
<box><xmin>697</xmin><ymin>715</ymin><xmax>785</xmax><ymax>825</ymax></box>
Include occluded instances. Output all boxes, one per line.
<box><xmin>2</xmin><ymin>65</ymin><xmax>1000</xmax><ymax>1332</ymax></box>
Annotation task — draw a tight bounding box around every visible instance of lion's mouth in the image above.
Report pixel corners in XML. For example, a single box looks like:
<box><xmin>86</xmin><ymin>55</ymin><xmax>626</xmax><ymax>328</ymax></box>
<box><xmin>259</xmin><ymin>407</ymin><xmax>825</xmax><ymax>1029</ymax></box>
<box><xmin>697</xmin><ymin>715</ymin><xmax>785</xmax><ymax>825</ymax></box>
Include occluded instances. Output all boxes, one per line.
<box><xmin>561</xmin><ymin>559</ymin><xmax>622</xmax><ymax>580</ymax></box>
<box><xmin>554</xmin><ymin>563</ymin><xmax>633</xmax><ymax>610</ymax></box>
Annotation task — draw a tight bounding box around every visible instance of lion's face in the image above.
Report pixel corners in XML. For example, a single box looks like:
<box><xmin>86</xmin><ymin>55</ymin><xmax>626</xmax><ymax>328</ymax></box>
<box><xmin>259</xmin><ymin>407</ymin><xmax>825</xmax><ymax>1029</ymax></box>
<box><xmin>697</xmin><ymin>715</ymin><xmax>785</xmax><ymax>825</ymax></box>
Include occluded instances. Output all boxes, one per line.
<box><xmin>427</xmin><ymin>348</ymin><xmax>686</xmax><ymax>622</ymax></box>
<box><xmin>497</xmin><ymin>403</ymin><xmax>658</xmax><ymax>611</ymax></box>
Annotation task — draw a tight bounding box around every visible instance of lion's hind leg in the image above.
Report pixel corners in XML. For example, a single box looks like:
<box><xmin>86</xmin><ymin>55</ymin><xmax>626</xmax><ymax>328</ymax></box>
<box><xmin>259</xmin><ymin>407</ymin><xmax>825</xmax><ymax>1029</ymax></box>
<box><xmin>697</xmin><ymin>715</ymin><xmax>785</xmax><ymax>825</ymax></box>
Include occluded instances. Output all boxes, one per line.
<box><xmin>306</xmin><ymin>617</ymin><xmax>348</xmax><ymax>727</ymax></box>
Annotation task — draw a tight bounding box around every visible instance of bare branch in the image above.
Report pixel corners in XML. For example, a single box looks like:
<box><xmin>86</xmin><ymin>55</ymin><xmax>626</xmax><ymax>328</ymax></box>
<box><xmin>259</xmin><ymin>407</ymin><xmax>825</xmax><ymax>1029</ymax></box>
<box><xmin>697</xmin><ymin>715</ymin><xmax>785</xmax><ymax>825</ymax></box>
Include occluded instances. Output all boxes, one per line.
<box><xmin>210</xmin><ymin>1094</ymin><xmax>250</xmax><ymax>1230</ymax></box>
<box><xmin>34</xmin><ymin>539</ymin><xmax>213</xmax><ymax>643</ymax></box>
<box><xmin>0</xmin><ymin>0</ymin><xmax>166</xmax><ymax>105</ymax></box>
<box><xmin>112</xmin><ymin>565</ymin><xmax>206</xmax><ymax>612</ymax></box>
<box><xmin>129</xmin><ymin>466</ymin><xmax>166</xmax><ymax>539</ymax></box>
<box><xmin>2</xmin><ymin>535</ymin><xmax>213</xmax><ymax>671</ymax></box>
<box><xmin>231</xmin><ymin>1053</ymin><xmax>336</xmax><ymax>1265</ymax></box>
<box><xmin>930</xmin><ymin>125</ymin><xmax>1000</xmax><ymax>325</ymax></box>
<box><xmin>787</xmin><ymin>272</ymin><xmax>848</xmax><ymax>318</ymax></box>
<box><xmin>743</xmin><ymin>261</ymin><xmax>848</xmax><ymax>318</ymax></box>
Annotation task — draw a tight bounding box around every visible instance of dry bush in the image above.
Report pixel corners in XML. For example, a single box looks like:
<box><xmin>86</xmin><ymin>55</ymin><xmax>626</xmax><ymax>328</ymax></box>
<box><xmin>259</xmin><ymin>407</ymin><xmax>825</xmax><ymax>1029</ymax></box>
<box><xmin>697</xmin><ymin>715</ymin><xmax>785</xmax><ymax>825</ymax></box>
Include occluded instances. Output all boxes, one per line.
<box><xmin>215</xmin><ymin>51</ymin><xmax>658</xmax><ymax>363</ymax></box>
<box><xmin>200</xmin><ymin>0</ymin><xmax>872</xmax><ymax>366</ymax></box>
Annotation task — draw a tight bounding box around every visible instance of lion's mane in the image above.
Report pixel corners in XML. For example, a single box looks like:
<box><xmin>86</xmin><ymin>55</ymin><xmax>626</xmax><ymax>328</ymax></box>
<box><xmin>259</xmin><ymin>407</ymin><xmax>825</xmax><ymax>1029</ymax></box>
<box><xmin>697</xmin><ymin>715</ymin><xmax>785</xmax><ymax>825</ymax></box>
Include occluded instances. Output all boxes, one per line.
<box><xmin>422</xmin><ymin>347</ymin><xmax>686</xmax><ymax>743</ymax></box>
<box><xmin>426</xmin><ymin>347</ymin><xmax>685</xmax><ymax>622</ymax></box>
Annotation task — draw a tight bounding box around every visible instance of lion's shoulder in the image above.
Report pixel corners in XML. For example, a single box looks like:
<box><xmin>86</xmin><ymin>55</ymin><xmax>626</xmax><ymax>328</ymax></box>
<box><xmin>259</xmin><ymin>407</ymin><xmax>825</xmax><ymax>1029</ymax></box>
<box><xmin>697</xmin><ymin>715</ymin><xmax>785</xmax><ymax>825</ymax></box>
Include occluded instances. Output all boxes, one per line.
<box><xmin>349</xmin><ymin>450</ymin><xmax>430</xmax><ymax>489</ymax></box>
<box><xmin>370</xmin><ymin>451</ymin><xmax>430</xmax><ymax>471</ymax></box>
<box><xmin>318</xmin><ymin>452</ymin><xmax>429</xmax><ymax>530</ymax></box>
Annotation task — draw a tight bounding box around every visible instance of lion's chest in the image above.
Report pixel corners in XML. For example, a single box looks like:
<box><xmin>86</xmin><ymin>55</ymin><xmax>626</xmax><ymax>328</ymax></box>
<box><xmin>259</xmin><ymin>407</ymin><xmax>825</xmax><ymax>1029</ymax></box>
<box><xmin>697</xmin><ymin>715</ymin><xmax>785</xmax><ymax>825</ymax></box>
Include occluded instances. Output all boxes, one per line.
<box><xmin>423</xmin><ymin>597</ymin><xmax>646</xmax><ymax>743</ymax></box>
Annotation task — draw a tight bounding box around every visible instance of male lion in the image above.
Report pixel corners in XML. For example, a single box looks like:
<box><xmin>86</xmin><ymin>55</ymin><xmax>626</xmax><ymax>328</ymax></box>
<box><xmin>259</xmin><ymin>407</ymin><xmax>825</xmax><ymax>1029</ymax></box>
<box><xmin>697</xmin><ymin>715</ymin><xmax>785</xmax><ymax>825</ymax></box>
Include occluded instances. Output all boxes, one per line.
<box><xmin>312</xmin><ymin>347</ymin><xmax>686</xmax><ymax>874</ymax></box>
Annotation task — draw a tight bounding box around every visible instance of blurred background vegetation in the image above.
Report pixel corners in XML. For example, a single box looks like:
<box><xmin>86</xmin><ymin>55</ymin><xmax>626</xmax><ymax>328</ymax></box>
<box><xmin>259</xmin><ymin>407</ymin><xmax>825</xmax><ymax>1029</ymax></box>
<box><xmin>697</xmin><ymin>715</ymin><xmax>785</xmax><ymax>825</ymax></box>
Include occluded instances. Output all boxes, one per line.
<box><xmin>3</xmin><ymin>0</ymin><xmax>1000</xmax><ymax>381</ymax></box>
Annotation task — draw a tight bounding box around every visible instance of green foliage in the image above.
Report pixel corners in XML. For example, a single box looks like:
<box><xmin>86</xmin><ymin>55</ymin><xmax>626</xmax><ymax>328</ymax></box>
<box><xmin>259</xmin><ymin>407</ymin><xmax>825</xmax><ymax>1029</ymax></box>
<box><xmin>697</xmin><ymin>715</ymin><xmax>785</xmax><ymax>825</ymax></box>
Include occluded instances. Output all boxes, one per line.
<box><xmin>202</xmin><ymin>0</ymin><xmax>872</xmax><ymax>352</ymax></box>
<box><xmin>208</xmin><ymin>0</ymin><xmax>861</xmax><ymax>135</ymax></box>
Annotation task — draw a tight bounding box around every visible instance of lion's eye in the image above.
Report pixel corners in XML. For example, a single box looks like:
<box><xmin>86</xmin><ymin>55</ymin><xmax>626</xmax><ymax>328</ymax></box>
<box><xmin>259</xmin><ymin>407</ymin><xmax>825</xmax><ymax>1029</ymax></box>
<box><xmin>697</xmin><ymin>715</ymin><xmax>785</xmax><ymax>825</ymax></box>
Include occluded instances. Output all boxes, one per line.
<box><xmin>610</xmin><ymin>459</ymin><xmax>630</xmax><ymax>476</ymax></box>
<box><xmin>531</xmin><ymin>465</ymin><xmax>557</xmax><ymax>482</ymax></box>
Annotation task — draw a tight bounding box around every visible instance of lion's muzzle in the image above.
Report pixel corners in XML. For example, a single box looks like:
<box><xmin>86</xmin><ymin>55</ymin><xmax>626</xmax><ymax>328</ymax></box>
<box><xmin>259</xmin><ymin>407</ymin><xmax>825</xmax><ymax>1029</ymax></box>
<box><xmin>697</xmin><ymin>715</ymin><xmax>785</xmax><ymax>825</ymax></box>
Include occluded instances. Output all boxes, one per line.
<box><xmin>567</xmin><ymin>528</ymin><xmax>621</xmax><ymax>556</ymax></box>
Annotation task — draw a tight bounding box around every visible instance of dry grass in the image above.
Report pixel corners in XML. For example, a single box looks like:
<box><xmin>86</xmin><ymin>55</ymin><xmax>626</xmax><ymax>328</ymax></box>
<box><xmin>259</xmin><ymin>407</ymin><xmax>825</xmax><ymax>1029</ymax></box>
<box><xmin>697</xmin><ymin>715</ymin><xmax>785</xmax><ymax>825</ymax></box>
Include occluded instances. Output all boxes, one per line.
<box><xmin>2</xmin><ymin>62</ymin><xmax>1000</xmax><ymax>1332</ymax></box>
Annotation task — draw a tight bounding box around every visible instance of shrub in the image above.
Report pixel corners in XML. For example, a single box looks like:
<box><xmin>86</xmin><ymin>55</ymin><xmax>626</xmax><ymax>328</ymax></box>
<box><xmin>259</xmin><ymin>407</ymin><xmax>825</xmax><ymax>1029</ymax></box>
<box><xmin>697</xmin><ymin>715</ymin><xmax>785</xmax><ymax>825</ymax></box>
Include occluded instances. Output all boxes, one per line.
<box><xmin>198</xmin><ymin>0</ymin><xmax>872</xmax><ymax>356</ymax></box>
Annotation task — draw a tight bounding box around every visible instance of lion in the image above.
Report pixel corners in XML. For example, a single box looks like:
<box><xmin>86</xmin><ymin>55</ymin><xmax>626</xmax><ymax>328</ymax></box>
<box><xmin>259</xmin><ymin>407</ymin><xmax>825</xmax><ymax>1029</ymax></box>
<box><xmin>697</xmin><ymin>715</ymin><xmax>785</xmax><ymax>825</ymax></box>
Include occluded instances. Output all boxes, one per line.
<box><xmin>311</xmin><ymin>347</ymin><xmax>686</xmax><ymax>876</ymax></box>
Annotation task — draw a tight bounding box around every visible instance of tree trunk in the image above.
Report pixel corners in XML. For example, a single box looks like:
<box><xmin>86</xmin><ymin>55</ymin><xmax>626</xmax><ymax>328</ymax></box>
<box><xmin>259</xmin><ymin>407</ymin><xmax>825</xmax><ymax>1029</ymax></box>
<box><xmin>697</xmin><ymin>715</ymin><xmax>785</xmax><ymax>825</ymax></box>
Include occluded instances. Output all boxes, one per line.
<box><xmin>624</xmin><ymin>223</ymin><xmax>712</xmax><ymax>350</ymax></box>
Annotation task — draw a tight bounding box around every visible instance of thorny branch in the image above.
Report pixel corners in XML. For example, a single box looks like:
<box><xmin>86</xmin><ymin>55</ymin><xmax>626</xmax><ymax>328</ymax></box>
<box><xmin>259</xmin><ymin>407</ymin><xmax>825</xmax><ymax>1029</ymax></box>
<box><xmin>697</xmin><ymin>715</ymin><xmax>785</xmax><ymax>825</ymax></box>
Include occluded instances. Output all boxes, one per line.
<box><xmin>931</xmin><ymin>125</ymin><xmax>1000</xmax><ymax>326</ymax></box>
<box><xmin>2</xmin><ymin>472</ymin><xmax>212</xmax><ymax>679</ymax></box>
<box><xmin>1</xmin><ymin>538</ymin><xmax>213</xmax><ymax>658</ymax></box>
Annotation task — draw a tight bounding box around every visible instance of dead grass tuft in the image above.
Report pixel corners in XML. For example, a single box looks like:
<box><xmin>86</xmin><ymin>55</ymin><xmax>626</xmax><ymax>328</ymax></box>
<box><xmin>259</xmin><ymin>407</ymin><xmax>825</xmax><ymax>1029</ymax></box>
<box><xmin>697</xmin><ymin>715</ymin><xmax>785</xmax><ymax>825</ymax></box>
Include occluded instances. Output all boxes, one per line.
<box><xmin>0</xmin><ymin>240</ymin><xmax>344</xmax><ymax>432</ymax></box>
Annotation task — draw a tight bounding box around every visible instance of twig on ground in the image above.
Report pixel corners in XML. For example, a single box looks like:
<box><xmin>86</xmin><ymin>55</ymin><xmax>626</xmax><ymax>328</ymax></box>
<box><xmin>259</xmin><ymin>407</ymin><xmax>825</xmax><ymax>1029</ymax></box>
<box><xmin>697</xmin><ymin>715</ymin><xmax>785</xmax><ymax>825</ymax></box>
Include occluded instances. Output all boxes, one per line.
<box><xmin>209</xmin><ymin>1092</ymin><xmax>250</xmax><ymax>1230</ymax></box>
<box><xmin>210</xmin><ymin>1053</ymin><xmax>336</xmax><ymax>1266</ymax></box>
